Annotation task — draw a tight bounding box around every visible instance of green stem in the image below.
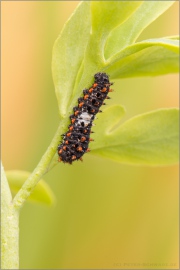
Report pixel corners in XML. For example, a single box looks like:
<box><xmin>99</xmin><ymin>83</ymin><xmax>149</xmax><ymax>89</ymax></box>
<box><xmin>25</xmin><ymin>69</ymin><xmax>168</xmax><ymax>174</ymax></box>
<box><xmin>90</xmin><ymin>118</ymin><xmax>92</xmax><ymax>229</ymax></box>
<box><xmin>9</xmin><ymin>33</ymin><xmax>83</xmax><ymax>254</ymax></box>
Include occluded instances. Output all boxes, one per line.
<box><xmin>12</xmin><ymin>118</ymin><xmax>68</xmax><ymax>211</ymax></box>
<box><xmin>1</xmin><ymin>118</ymin><xmax>69</xmax><ymax>269</ymax></box>
<box><xmin>1</xmin><ymin>163</ymin><xmax>19</xmax><ymax>269</ymax></box>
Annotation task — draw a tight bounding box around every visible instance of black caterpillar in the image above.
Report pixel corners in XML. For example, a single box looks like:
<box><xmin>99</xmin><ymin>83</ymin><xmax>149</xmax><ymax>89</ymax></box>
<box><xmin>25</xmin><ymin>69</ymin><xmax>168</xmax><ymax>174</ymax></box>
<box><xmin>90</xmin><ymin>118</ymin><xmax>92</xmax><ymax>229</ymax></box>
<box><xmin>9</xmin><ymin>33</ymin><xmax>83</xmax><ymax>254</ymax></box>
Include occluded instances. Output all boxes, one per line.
<box><xmin>57</xmin><ymin>72</ymin><xmax>113</xmax><ymax>164</ymax></box>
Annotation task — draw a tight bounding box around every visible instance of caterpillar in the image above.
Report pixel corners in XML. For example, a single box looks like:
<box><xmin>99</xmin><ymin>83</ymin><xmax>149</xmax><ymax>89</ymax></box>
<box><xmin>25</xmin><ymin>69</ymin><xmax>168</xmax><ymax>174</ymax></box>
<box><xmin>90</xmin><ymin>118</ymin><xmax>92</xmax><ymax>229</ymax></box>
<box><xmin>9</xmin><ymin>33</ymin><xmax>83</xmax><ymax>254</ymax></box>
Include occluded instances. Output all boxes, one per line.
<box><xmin>57</xmin><ymin>72</ymin><xmax>113</xmax><ymax>164</ymax></box>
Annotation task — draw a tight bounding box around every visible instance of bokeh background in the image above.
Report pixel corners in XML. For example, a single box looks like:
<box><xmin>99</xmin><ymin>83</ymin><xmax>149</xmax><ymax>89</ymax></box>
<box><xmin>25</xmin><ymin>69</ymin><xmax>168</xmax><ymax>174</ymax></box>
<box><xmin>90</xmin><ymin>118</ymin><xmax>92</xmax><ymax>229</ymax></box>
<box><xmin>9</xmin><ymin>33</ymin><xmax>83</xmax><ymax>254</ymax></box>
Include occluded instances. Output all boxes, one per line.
<box><xmin>1</xmin><ymin>1</ymin><xmax>179</xmax><ymax>269</ymax></box>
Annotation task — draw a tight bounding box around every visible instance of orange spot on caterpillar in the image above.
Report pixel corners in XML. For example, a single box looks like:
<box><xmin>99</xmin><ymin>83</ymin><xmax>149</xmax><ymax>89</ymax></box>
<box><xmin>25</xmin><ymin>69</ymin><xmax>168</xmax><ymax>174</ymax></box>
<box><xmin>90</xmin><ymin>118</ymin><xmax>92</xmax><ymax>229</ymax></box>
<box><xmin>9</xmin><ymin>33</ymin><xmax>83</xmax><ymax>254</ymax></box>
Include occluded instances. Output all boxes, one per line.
<box><xmin>88</xmin><ymin>88</ymin><xmax>93</xmax><ymax>93</ymax></box>
<box><xmin>74</xmin><ymin>111</ymin><xmax>79</xmax><ymax>116</ymax></box>
<box><xmin>78</xmin><ymin>102</ymin><xmax>84</xmax><ymax>108</ymax></box>
<box><xmin>101</xmin><ymin>87</ymin><xmax>107</xmax><ymax>93</ymax></box>
<box><xmin>80</xmin><ymin>136</ymin><xmax>86</xmax><ymax>142</ymax></box>
<box><xmin>77</xmin><ymin>146</ymin><xmax>83</xmax><ymax>152</ymax></box>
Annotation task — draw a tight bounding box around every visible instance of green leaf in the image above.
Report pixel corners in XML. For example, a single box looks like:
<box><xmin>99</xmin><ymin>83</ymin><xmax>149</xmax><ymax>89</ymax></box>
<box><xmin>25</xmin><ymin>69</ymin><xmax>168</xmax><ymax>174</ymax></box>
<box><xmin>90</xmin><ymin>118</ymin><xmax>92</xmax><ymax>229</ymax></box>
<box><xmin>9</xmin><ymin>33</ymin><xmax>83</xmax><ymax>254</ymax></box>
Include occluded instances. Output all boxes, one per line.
<box><xmin>52</xmin><ymin>2</ymin><xmax>179</xmax><ymax>168</ymax></box>
<box><xmin>105</xmin><ymin>38</ymin><xmax>179</xmax><ymax>78</ymax></box>
<box><xmin>91</xmin><ymin>1</ymin><xmax>142</xmax><ymax>34</ymax></box>
<box><xmin>69</xmin><ymin>1</ymin><xmax>142</xmax><ymax>95</ymax></box>
<box><xmin>52</xmin><ymin>1</ymin><xmax>179</xmax><ymax>110</ymax></box>
<box><xmin>104</xmin><ymin>1</ymin><xmax>175</xmax><ymax>58</ymax></box>
<box><xmin>91</xmin><ymin>107</ymin><xmax>179</xmax><ymax>166</ymax></box>
<box><xmin>6</xmin><ymin>171</ymin><xmax>56</xmax><ymax>206</ymax></box>
<box><xmin>85</xmin><ymin>1</ymin><xmax>141</xmax><ymax>66</ymax></box>
<box><xmin>52</xmin><ymin>2</ymin><xmax>91</xmax><ymax>117</ymax></box>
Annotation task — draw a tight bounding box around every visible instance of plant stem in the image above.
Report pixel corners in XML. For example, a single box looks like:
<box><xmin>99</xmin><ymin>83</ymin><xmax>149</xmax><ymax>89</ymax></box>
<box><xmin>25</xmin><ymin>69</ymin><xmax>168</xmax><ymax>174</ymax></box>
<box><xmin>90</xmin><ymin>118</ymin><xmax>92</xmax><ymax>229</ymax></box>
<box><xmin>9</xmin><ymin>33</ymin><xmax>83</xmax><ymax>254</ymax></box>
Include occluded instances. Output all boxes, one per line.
<box><xmin>1</xmin><ymin>163</ymin><xmax>19</xmax><ymax>269</ymax></box>
<box><xmin>12</xmin><ymin>119</ymin><xmax>68</xmax><ymax>211</ymax></box>
<box><xmin>1</xmin><ymin>116</ymin><xmax>69</xmax><ymax>269</ymax></box>
<box><xmin>1</xmin><ymin>114</ymin><xmax>70</xmax><ymax>269</ymax></box>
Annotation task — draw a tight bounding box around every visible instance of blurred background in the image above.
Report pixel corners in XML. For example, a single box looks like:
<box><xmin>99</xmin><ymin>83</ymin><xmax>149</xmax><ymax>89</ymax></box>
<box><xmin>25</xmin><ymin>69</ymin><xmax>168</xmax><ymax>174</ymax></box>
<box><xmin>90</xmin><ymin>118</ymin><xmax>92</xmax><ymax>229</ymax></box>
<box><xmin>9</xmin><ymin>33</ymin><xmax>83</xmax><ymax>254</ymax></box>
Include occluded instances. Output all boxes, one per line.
<box><xmin>1</xmin><ymin>1</ymin><xmax>179</xmax><ymax>269</ymax></box>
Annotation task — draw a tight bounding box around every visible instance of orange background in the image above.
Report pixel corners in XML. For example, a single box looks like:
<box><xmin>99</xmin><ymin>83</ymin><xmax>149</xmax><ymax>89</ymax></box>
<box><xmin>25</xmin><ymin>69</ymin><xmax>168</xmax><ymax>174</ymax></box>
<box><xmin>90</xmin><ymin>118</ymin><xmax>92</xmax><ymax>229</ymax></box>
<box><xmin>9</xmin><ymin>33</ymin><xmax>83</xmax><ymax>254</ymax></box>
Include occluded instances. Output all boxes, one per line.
<box><xmin>1</xmin><ymin>1</ymin><xmax>179</xmax><ymax>269</ymax></box>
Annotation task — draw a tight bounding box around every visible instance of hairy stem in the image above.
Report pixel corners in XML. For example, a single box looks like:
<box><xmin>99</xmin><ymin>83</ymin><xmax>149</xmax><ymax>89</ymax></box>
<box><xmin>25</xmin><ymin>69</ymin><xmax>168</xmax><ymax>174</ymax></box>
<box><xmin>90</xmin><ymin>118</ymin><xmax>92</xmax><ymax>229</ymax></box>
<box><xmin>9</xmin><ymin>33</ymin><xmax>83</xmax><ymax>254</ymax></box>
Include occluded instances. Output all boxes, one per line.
<box><xmin>1</xmin><ymin>163</ymin><xmax>19</xmax><ymax>269</ymax></box>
